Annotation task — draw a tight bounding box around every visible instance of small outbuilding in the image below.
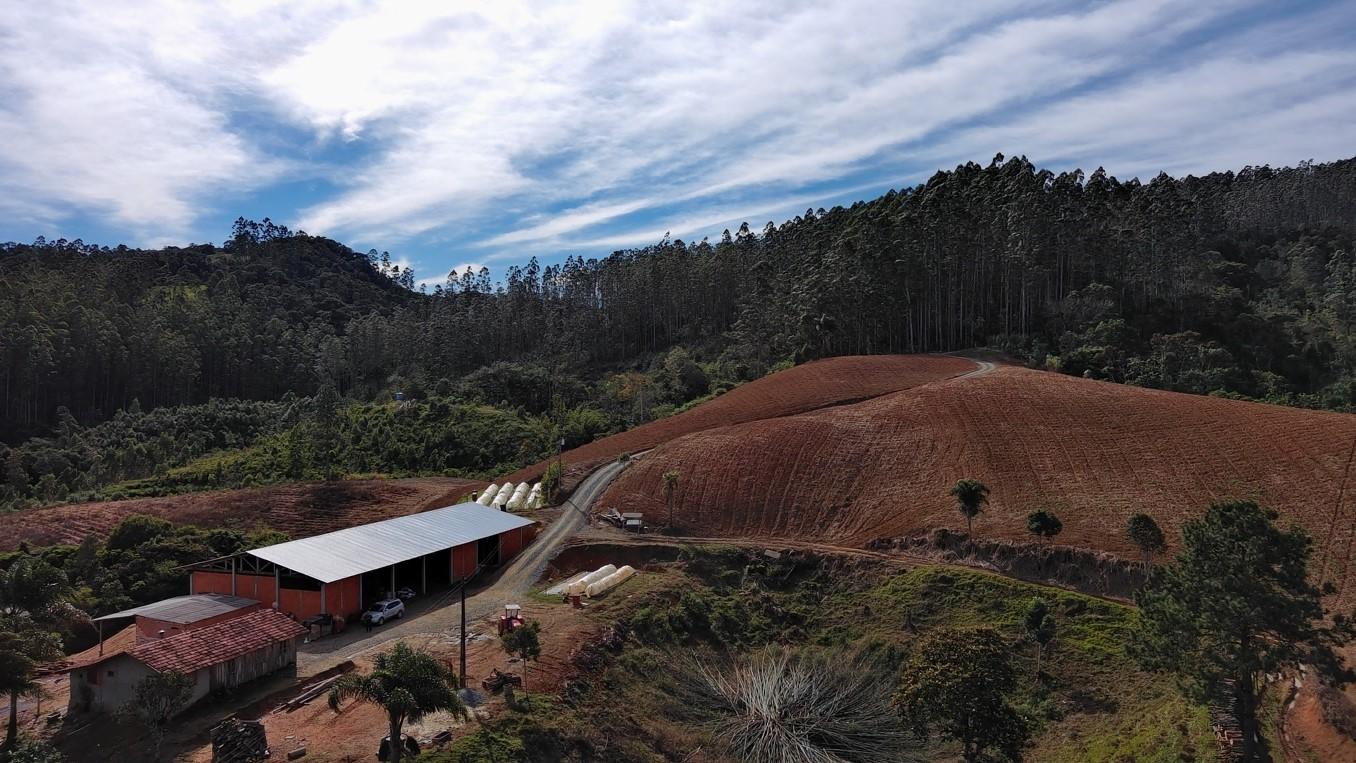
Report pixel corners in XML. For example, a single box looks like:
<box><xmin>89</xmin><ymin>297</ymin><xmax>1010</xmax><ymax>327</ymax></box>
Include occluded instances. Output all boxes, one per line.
<box><xmin>91</xmin><ymin>593</ymin><xmax>263</xmax><ymax>646</ymax></box>
<box><xmin>68</xmin><ymin>608</ymin><xmax>307</xmax><ymax>716</ymax></box>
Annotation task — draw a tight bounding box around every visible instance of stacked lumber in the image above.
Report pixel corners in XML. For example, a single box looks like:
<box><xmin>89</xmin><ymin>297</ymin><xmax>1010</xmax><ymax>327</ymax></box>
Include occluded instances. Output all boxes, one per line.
<box><xmin>211</xmin><ymin>718</ymin><xmax>268</xmax><ymax>763</ymax></box>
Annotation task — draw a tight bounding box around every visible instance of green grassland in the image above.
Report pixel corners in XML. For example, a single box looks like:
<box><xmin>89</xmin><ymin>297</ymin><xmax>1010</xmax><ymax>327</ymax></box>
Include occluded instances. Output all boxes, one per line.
<box><xmin>421</xmin><ymin>548</ymin><xmax>1217</xmax><ymax>762</ymax></box>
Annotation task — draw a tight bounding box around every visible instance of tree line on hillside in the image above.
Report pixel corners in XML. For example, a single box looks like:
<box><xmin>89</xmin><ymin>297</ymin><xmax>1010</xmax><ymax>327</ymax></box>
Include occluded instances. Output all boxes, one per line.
<box><xmin>0</xmin><ymin>345</ymin><xmax>720</xmax><ymax>511</ymax></box>
<box><xmin>4</xmin><ymin>156</ymin><xmax>1356</xmax><ymax>443</ymax></box>
<box><xmin>945</xmin><ymin>477</ymin><xmax>1351</xmax><ymax>760</ymax></box>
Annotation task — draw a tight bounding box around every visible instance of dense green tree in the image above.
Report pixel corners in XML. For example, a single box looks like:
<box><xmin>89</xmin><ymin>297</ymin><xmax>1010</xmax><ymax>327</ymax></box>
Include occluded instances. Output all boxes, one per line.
<box><xmin>6</xmin><ymin>738</ymin><xmax>63</xmax><ymax>763</ymax></box>
<box><xmin>950</xmin><ymin>479</ymin><xmax>989</xmax><ymax>537</ymax></box>
<box><xmin>119</xmin><ymin>671</ymin><xmax>194</xmax><ymax>761</ymax></box>
<box><xmin>328</xmin><ymin>642</ymin><xmax>466</xmax><ymax>763</ymax></box>
<box><xmin>1125</xmin><ymin>513</ymin><xmax>1167</xmax><ymax>569</ymax></box>
<box><xmin>1025</xmin><ymin>510</ymin><xmax>1062</xmax><ymax>544</ymax></box>
<box><xmin>501</xmin><ymin>620</ymin><xmax>542</xmax><ymax>696</ymax></box>
<box><xmin>1131</xmin><ymin>500</ymin><xmax>1354</xmax><ymax>759</ymax></box>
<box><xmin>1022</xmin><ymin>598</ymin><xmax>1056</xmax><ymax>677</ymax></box>
<box><xmin>895</xmin><ymin>626</ymin><xmax>1030</xmax><ymax>762</ymax></box>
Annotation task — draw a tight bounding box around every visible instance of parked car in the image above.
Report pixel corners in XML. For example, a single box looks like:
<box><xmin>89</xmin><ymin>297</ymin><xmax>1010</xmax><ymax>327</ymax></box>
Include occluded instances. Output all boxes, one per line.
<box><xmin>362</xmin><ymin>598</ymin><xmax>405</xmax><ymax>625</ymax></box>
<box><xmin>395</xmin><ymin>586</ymin><xmax>416</xmax><ymax>601</ymax></box>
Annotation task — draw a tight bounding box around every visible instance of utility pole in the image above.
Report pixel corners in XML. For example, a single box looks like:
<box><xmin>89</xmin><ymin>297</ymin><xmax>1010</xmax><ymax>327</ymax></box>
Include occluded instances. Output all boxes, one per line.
<box><xmin>459</xmin><ymin>582</ymin><xmax>467</xmax><ymax>688</ymax></box>
<box><xmin>554</xmin><ymin>437</ymin><xmax>565</xmax><ymax>501</ymax></box>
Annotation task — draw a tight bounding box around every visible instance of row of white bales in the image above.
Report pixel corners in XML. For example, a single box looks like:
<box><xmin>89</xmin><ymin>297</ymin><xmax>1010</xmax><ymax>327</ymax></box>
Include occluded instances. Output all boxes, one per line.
<box><xmin>475</xmin><ymin>480</ymin><xmax>545</xmax><ymax>511</ymax></box>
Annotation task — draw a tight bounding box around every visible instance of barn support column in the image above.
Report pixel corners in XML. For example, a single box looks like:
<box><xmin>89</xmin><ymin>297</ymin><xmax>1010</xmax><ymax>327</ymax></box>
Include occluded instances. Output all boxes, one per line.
<box><xmin>421</xmin><ymin>556</ymin><xmax>427</xmax><ymax>595</ymax></box>
<box><xmin>389</xmin><ymin>566</ymin><xmax>395</xmax><ymax>599</ymax></box>
<box><xmin>459</xmin><ymin>583</ymin><xmax>467</xmax><ymax>688</ymax></box>
<box><xmin>321</xmin><ymin>582</ymin><xmax>328</xmax><ymax>615</ymax></box>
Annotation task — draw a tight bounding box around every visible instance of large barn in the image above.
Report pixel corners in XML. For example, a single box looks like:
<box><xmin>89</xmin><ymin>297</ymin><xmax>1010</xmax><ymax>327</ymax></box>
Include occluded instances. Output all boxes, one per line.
<box><xmin>189</xmin><ymin>502</ymin><xmax>537</xmax><ymax>622</ymax></box>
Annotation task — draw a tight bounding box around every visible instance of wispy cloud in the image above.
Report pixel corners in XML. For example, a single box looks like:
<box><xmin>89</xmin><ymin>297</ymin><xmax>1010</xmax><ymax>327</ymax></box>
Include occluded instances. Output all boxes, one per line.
<box><xmin>1</xmin><ymin>1</ymin><xmax>1353</xmax><ymax>266</ymax></box>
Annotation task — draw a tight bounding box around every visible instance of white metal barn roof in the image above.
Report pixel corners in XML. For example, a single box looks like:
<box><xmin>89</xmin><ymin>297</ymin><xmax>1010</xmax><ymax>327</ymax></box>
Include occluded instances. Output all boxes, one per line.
<box><xmin>246</xmin><ymin>502</ymin><xmax>535</xmax><ymax>583</ymax></box>
<box><xmin>93</xmin><ymin>593</ymin><xmax>260</xmax><ymax>623</ymax></box>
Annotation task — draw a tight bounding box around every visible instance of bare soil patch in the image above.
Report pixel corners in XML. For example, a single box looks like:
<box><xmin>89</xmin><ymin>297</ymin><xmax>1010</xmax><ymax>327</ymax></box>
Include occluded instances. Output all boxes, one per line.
<box><xmin>601</xmin><ymin>365</ymin><xmax>1356</xmax><ymax>607</ymax></box>
<box><xmin>0</xmin><ymin>477</ymin><xmax>483</xmax><ymax>548</ymax></box>
<box><xmin>504</xmin><ymin>354</ymin><xmax>974</xmax><ymax>490</ymax></box>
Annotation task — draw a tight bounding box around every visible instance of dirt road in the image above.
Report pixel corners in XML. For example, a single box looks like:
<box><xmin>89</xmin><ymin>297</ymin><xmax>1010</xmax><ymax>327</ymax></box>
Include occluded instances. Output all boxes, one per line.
<box><xmin>295</xmin><ymin>456</ymin><xmax>632</xmax><ymax>675</ymax></box>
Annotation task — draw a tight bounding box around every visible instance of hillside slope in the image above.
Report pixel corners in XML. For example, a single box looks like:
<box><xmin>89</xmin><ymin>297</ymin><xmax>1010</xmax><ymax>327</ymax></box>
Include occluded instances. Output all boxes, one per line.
<box><xmin>0</xmin><ymin>477</ymin><xmax>482</xmax><ymax>549</ymax></box>
<box><xmin>601</xmin><ymin>364</ymin><xmax>1356</xmax><ymax>602</ymax></box>
<box><xmin>504</xmin><ymin>354</ymin><xmax>975</xmax><ymax>487</ymax></box>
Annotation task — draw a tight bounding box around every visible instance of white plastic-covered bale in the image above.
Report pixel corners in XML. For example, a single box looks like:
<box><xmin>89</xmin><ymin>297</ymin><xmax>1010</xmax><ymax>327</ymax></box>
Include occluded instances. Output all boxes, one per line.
<box><xmin>526</xmin><ymin>482</ymin><xmax>544</xmax><ymax>508</ymax></box>
<box><xmin>545</xmin><ymin>571</ymin><xmax>590</xmax><ymax>597</ymax></box>
<box><xmin>577</xmin><ymin>564</ymin><xmax>616</xmax><ymax>589</ymax></box>
<box><xmin>507</xmin><ymin>482</ymin><xmax>532</xmax><ymax>510</ymax></box>
<box><xmin>476</xmin><ymin>484</ymin><xmax>500</xmax><ymax>506</ymax></box>
<box><xmin>492</xmin><ymin>482</ymin><xmax>516</xmax><ymax>507</ymax></box>
<box><xmin>586</xmin><ymin>565</ymin><xmax>636</xmax><ymax>597</ymax></box>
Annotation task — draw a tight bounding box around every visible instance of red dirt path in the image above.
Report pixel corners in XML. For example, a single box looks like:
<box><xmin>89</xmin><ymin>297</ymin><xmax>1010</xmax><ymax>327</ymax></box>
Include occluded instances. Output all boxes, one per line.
<box><xmin>0</xmin><ymin>477</ymin><xmax>483</xmax><ymax>549</ymax></box>
<box><xmin>505</xmin><ymin>354</ymin><xmax>974</xmax><ymax>488</ymax></box>
<box><xmin>602</xmin><ymin>364</ymin><xmax>1356</xmax><ymax>607</ymax></box>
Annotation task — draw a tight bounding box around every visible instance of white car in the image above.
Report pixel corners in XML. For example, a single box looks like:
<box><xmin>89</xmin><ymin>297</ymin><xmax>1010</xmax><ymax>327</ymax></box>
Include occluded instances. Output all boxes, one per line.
<box><xmin>363</xmin><ymin>598</ymin><xmax>405</xmax><ymax>625</ymax></box>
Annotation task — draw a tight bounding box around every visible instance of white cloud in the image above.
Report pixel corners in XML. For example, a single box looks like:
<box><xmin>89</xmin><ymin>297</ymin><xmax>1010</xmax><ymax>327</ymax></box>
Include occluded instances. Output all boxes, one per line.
<box><xmin>1</xmin><ymin>0</ymin><xmax>1353</xmax><ymax>256</ymax></box>
<box><xmin>0</xmin><ymin>1</ymin><xmax>312</xmax><ymax>238</ymax></box>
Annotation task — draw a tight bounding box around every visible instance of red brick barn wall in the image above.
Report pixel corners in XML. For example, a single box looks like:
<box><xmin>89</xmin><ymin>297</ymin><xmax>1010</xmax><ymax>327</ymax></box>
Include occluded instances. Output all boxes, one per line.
<box><xmin>451</xmin><ymin>542</ymin><xmax>477</xmax><ymax>581</ymax></box>
<box><xmin>276</xmin><ymin>589</ymin><xmax>321</xmax><ymax>621</ymax></box>
<box><xmin>193</xmin><ymin>571</ymin><xmax>277</xmax><ymax>605</ymax></box>
<box><xmin>192</xmin><ymin>572</ymin><xmax>329</xmax><ymax>622</ymax></box>
<box><xmin>499</xmin><ymin>527</ymin><xmax>524</xmax><ymax>558</ymax></box>
<box><xmin>322</xmin><ymin>576</ymin><xmax>362</xmax><ymax>619</ymax></box>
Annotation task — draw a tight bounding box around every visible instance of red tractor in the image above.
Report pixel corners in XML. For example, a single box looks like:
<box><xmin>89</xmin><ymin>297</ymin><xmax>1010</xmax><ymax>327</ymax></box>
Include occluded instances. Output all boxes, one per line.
<box><xmin>497</xmin><ymin>603</ymin><xmax>524</xmax><ymax>636</ymax></box>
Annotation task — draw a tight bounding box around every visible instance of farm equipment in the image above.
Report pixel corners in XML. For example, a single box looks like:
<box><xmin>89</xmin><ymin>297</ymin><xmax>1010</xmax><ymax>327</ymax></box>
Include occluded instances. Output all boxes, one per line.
<box><xmin>497</xmin><ymin>603</ymin><xmax>523</xmax><ymax>635</ymax></box>
<box><xmin>481</xmin><ymin>668</ymin><xmax>523</xmax><ymax>692</ymax></box>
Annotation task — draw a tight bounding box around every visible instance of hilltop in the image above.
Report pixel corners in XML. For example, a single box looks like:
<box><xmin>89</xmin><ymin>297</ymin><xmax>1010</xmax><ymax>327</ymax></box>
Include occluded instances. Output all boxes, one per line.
<box><xmin>602</xmin><ymin>359</ymin><xmax>1356</xmax><ymax>604</ymax></box>
<box><xmin>505</xmin><ymin>353</ymin><xmax>976</xmax><ymax>488</ymax></box>
<box><xmin>0</xmin><ymin>476</ymin><xmax>483</xmax><ymax>551</ymax></box>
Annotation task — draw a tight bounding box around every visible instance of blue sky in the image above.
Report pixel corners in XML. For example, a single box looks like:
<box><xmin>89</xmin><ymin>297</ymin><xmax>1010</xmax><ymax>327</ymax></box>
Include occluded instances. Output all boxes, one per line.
<box><xmin>2</xmin><ymin>1</ymin><xmax>1355</xmax><ymax>288</ymax></box>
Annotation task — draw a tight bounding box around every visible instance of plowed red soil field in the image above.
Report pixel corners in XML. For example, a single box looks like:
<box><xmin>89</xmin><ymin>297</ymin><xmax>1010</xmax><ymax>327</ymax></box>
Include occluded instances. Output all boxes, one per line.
<box><xmin>504</xmin><ymin>354</ymin><xmax>975</xmax><ymax>488</ymax></box>
<box><xmin>601</xmin><ymin>364</ymin><xmax>1356</xmax><ymax>604</ymax></box>
<box><xmin>0</xmin><ymin>477</ymin><xmax>483</xmax><ymax>550</ymax></box>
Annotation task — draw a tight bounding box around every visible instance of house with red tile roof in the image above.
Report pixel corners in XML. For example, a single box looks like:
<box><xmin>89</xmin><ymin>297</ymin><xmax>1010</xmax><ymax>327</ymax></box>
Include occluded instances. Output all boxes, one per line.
<box><xmin>68</xmin><ymin>608</ymin><xmax>307</xmax><ymax>716</ymax></box>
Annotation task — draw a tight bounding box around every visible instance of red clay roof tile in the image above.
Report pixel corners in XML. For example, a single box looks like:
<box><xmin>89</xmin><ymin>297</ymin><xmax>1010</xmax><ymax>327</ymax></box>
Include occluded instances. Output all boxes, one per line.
<box><xmin>128</xmin><ymin>608</ymin><xmax>307</xmax><ymax>675</ymax></box>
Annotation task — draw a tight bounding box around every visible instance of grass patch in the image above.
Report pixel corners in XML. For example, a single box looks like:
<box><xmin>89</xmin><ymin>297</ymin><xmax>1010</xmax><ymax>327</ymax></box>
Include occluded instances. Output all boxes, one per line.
<box><xmin>441</xmin><ymin>550</ymin><xmax>1218</xmax><ymax>762</ymax></box>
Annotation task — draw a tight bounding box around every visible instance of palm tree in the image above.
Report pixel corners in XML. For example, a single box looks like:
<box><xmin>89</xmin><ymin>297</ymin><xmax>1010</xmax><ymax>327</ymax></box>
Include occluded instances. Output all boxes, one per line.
<box><xmin>328</xmin><ymin>642</ymin><xmax>466</xmax><ymax>763</ymax></box>
<box><xmin>949</xmin><ymin>479</ymin><xmax>989</xmax><ymax>538</ymax></box>
<box><xmin>662</xmin><ymin>470</ymin><xmax>681</xmax><ymax>529</ymax></box>
<box><xmin>0</xmin><ymin>557</ymin><xmax>80</xmax><ymax>757</ymax></box>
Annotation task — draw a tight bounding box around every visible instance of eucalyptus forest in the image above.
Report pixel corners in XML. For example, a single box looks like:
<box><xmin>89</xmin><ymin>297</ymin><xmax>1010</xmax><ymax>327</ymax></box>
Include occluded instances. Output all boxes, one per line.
<box><xmin>4</xmin><ymin>154</ymin><xmax>1356</xmax><ymax>511</ymax></box>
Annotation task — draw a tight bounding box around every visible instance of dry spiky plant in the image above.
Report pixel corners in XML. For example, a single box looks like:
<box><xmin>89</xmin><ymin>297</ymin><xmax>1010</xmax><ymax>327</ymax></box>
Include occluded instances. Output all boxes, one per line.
<box><xmin>688</xmin><ymin>647</ymin><xmax>921</xmax><ymax>763</ymax></box>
